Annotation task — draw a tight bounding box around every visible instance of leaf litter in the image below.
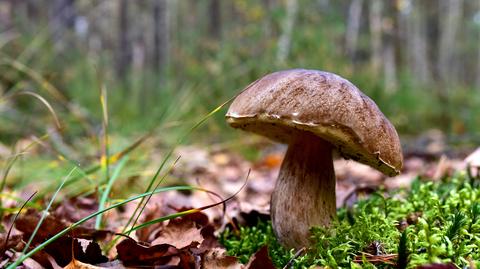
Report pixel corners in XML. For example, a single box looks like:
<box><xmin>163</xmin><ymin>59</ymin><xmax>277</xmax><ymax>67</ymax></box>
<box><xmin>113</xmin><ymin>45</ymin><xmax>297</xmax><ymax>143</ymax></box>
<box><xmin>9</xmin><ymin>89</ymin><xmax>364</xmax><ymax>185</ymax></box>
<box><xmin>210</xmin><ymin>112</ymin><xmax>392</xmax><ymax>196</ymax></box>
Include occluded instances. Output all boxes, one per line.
<box><xmin>1</xmin><ymin>130</ymin><xmax>477</xmax><ymax>268</ymax></box>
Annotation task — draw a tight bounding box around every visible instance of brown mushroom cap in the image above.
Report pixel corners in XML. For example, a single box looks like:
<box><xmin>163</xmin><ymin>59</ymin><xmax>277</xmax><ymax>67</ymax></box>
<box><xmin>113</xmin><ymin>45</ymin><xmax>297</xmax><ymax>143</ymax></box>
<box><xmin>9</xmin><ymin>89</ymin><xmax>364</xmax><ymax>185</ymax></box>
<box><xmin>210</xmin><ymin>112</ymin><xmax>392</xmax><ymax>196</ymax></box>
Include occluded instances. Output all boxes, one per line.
<box><xmin>226</xmin><ymin>69</ymin><xmax>403</xmax><ymax>176</ymax></box>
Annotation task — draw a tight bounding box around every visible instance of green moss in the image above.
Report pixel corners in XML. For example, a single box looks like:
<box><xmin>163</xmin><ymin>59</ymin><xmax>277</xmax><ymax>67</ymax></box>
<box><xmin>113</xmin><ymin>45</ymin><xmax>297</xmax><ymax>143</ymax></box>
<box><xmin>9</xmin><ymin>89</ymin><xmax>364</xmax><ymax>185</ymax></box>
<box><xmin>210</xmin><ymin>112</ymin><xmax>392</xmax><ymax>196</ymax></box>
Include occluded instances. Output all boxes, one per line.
<box><xmin>220</xmin><ymin>221</ymin><xmax>293</xmax><ymax>266</ymax></box>
<box><xmin>221</xmin><ymin>172</ymin><xmax>480</xmax><ymax>268</ymax></box>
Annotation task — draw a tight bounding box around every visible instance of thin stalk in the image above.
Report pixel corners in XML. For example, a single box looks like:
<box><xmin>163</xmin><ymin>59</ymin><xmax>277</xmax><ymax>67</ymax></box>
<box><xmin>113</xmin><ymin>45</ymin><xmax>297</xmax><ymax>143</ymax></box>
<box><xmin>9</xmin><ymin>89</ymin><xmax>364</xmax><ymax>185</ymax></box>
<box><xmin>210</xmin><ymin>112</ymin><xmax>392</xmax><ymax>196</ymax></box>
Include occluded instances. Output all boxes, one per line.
<box><xmin>126</xmin><ymin>98</ymin><xmax>233</xmax><ymax>232</ymax></box>
<box><xmin>95</xmin><ymin>156</ymin><xmax>129</xmax><ymax>229</ymax></box>
<box><xmin>0</xmin><ymin>134</ymin><xmax>49</xmax><ymax>218</ymax></box>
<box><xmin>21</xmin><ymin>167</ymin><xmax>78</xmax><ymax>256</ymax></box>
<box><xmin>97</xmin><ymin>83</ymin><xmax>110</xmax><ymax>229</ymax></box>
<box><xmin>1</xmin><ymin>192</ymin><xmax>36</xmax><ymax>258</ymax></box>
<box><xmin>126</xmin><ymin>156</ymin><xmax>180</xmax><ymax>234</ymax></box>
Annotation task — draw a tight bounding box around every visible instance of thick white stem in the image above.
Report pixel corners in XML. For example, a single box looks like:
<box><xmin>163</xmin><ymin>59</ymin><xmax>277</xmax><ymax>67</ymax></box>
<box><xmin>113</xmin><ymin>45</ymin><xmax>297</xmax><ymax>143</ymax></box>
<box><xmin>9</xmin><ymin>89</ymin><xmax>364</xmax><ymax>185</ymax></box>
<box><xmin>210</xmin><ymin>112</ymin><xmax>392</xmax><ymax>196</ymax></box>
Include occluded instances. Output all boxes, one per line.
<box><xmin>271</xmin><ymin>133</ymin><xmax>336</xmax><ymax>249</ymax></box>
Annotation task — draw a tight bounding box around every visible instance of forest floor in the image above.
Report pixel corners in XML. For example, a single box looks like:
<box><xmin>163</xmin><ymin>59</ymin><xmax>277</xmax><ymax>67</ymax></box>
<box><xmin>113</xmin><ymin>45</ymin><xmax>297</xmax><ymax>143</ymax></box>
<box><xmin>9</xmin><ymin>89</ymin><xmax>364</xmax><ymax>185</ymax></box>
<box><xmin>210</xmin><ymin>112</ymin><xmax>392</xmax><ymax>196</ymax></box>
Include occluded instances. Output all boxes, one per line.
<box><xmin>0</xmin><ymin>129</ymin><xmax>478</xmax><ymax>268</ymax></box>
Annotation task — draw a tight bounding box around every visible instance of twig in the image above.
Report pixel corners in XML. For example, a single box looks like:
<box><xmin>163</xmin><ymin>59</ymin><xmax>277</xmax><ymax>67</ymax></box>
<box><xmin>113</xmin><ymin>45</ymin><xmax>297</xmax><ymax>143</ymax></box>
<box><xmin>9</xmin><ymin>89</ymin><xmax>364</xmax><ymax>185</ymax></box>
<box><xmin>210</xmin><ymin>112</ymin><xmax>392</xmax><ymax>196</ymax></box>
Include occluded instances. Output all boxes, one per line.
<box><xmin>1</xmin><ymin>191</ymin><xmax>37</xmax><ymax>259</ymax></box>
<box><xmin>283</xmin><ymin>247</ymin><xmax>306</xmax><ymax>269</ymax></box>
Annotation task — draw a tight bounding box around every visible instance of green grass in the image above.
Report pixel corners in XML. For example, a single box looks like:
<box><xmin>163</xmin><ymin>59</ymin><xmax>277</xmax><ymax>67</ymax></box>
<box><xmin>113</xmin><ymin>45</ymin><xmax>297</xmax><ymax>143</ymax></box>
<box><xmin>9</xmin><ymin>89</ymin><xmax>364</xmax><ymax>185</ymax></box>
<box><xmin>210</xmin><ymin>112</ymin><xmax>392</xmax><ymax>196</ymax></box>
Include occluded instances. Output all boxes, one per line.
<box><xmin>221</xmin><ymin>173</ymin><xmax>480</xmax><ymax>268</ymax></box>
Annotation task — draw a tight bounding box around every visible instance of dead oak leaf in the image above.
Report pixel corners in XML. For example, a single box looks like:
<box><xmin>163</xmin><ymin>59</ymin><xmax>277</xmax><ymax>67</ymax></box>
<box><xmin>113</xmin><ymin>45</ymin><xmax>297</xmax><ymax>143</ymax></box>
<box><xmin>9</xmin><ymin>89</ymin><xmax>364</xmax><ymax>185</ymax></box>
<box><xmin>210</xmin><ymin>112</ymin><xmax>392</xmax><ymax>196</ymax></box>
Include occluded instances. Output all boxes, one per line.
<box><xmin>42</xmin><ymin>237</ymin><xmax>108</xmax><ymax>267</ymax></box>
<box><xmin>116</xmin><ymin>237</ymin><xmax>192</xmax><ymax>267</ymax></box>
<box><xmin>135</xmin><ymin>204</ymin><xmax>166</xmax><ymax>243</ymax></box>
<box><xmin>1</xmin><ymin>233</ymin><xmax>24</xmax><ymax>254</ymax></box>
<box><xmin>15</xmin><ymin>208</ymin><xmax>111</xmax><ymax>241</ymax></box>
<box><xmin>64</xmin><ymin>259</ymin><xmax>103</xmax><ymax>269</ymax></box>
<box><xmin>245</xmin><ymin>246</ymin><xmax>275</xmax><ymax>269</ymax></box>
<box><xmin>54</xmin><ymin>195</ymin><xmax>98</xmax><ymax>227</ymax></box>
<box><xmin>151</xmin><ymin>211</ymin><xmax>211</xmax><ymax>249</ymax></box>
<box><xmin>201</xmin><ymin>248</ymin><xmax>242</xmax><ymax>269</ymax></box>
<box><xmin>152</xmin><ymin>218</ymin><xmax>204</xmax><ymax>249</ymax></box>
<box><xmin>15</xmin><ymin>208</ymin><xmax>66</xmax><ymax>238</ymax></box>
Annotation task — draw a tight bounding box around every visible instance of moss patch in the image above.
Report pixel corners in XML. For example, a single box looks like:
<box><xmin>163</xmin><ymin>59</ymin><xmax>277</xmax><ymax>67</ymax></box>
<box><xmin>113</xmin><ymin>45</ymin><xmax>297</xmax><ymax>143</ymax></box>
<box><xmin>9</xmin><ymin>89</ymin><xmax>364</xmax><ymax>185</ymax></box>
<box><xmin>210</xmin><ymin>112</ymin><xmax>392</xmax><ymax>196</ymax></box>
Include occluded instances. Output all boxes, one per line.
<box><xmin>221</xmin><ymin>172</ymin><xmax>480</xmax><ymax>268</ymax></box>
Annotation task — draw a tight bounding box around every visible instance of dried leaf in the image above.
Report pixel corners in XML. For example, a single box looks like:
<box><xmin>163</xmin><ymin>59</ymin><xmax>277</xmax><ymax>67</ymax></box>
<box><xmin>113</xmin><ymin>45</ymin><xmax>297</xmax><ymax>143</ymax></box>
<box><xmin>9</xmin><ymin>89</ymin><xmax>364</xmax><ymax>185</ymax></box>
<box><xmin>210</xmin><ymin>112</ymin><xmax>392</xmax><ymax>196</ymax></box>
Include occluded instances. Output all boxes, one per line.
<box><xmin>0</xmin><ymin>233</ymin><xmax>24</xmax><ymax>254</ymax></box>
<box><xmin>245</xmin><ymin>246</ymin><xmax>275</xmax><ymax>269</ymax></box>
<box><xmin>16</xmin><ymin>208</ymin><xmax>67</xmax><ymax>238</ymax></box>
<box><xmin>64</xmin><ymin>259</ymin><xmax>103</xmax><ymax>269</ymax></box>
<box><xmin>135</xmin><ymin>203</ymin><xmax>166</xmax><ymax>242</ymax></box>
<box><xmin>466</xmin><ymin>148</ymin><xmax>480</xmax><ymax>167</ymax></box>
<box><xmin>116</xmin><ymin>237</ymin><xmax>184</xmax><ymax>267</ymax></box>
<box><xmin>54</xmin><ymin>195</ymin><xmax>98</xmax><ymax>226</ymax></box>
<box><xmin>201</xmin><ymin>248</ymin><xmax>243</xmax><ymax>269</ymax></box>
<box><xmin>15</xmin><ymin>208</ymin><xmax>111</xmax><ymax>241</ymax></box>
<box><xmin>151</xmin><ymin>211</ymin><xmax>210</xmax><ymax>249</ymax></box>
<box><xmin>44</xmin><ymin>238</ymin><xmax>108</xmax><ymax>267</ymax></box>
<box><xmin>63</xmin><ymin>258</ymin><xmax>126</xmax><ymax>269</ymax></box>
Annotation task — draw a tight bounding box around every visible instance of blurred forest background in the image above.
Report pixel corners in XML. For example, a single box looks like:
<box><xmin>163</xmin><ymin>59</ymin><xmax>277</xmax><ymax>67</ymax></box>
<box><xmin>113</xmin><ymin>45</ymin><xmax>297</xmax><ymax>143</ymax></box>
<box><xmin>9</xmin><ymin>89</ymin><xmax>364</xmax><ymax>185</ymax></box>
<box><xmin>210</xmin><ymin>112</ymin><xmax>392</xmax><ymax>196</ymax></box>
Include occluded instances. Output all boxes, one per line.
<box><xmin>1</xmin><ymin>0</ymin><xmax>480</xmax><ymax>145</ymax></box>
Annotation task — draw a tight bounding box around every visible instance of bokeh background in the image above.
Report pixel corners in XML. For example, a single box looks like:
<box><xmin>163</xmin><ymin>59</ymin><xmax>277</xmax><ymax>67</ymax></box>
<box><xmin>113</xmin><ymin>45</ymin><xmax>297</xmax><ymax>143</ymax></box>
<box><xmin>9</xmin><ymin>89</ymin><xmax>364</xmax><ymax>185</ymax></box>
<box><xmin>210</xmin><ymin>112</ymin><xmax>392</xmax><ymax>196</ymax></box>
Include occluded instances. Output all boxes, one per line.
<box><xmin>1</xmin><ymin>0</ymin><xmax>480</xmax><ymax>145</ymax></box>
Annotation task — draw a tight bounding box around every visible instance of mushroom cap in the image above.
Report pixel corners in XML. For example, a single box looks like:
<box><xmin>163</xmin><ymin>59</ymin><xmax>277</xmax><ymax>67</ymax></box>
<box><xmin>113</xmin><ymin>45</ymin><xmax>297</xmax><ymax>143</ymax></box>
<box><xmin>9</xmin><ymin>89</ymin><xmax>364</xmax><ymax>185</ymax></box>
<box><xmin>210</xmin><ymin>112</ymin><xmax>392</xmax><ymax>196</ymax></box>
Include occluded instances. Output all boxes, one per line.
<box><xmin>226</xmin><ymin>69</ymin><xmax>403</xmax><ymax>176</ymax></box>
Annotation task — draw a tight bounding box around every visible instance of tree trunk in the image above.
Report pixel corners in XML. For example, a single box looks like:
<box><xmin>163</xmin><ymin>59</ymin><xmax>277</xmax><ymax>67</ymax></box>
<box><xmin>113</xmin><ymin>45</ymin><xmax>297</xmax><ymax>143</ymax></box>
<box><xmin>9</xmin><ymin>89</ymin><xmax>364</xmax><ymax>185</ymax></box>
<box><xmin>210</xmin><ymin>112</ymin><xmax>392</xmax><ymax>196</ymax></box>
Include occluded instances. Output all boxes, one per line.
<box><xmin>383</xmin><ymin>39</ymin><xmax>397</xmax><ymax>92</ymax></box>
<box><xmin>1</xmin><ymin>0</ymin><xmax>16</xmax><ymax>31</ymax></box>
<box><xmin>438</xmin><ymin>0</ymin><xmax>462</xmax><ymax>85</ymax></box>
<box><xmin>345</xmin><ymin>0</ymin><xmax>364</xmax><ymax>60</ymax></box>
<box><xmin>116</xmin><ymin>0</ymin><xmax>131</xmax><ymax>79</ymax></box>
<box><xmin>382</xmin><ymin>2</ymin><xmax>397</xmax><ymax>92</ymax></box>
<box><xmin>405</xmin><ymin>0</ymin><xmax>432</xmax><ymax>84</ymax></box>
<box><xmin>49</xmin><ymin>0</ymin><xmax>76</xmax><ymax>48</ymax></box>
<box><xmin>368</xmin><ymin>0</ymin><xmax>382</xmax><ymax>74</ymax></box>
<box><xmin>277</xmin><ymin>0</ymin><xmax>299</xmax><ymax>64</ymax></box>
<box><xmin>153</xmin><ymin>0</ymin><xmax>169</xmax><ymax>81</ymax></box>
<box><xmin>208</xmin><ymin>0</ymin><xmax>221</xmax><ymax>40</ymax></box>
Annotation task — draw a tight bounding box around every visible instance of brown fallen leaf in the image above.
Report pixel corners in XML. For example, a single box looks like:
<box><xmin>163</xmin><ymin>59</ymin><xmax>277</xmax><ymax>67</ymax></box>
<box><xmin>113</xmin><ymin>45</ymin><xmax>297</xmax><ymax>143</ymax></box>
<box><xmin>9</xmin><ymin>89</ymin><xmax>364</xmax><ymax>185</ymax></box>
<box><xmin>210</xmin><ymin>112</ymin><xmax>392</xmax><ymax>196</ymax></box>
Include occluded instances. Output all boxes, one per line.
<box><xmin>465</xmin><ymin>147</ymin><xmax>480</xmax><ymax>177</ymax></box>
<box><xmin>201</xmin><ymin>248</ymin><xmax>243</xmax><ymax>269</ymax></box>
<box><xmin>43</xmin><ymin>238</ymin><xmax>108</xmax><ymax>267</ymax></box>
<box><xmin>15</xmin><ymin>208</ymin><xmax>111</xmax><ymax>241</ymax></box>
<box><xmin>254</xmin><ymin>152</ymin><xmax>284</xmax><ymax>169</ymax></box>
<box><xmin>466</xmin><ymin>148</ymin><xmax>480</xmax><ymax>167</ymax></box>
<box><xmin>54</xmin><ymin>195</ymin><xmax>98</xmax><ymax>227</ymax></box>
<box><xmin>63</xmin><ymin>258</ymin><xmax>126</xmax><ymax>269</ymax></box>
<box><xmin>64</xmin><ymin>259</ymin><xmax>103</xmax><ymax>269</ymax></box>
<box><xmin>135</xmin><ymin>203</ymin><xmax>167</xmax><ymax>243</ymax></box>
<box><xmin>15</xmin><ymin>208</ymin><xmax>66</xmax><ymax>238</ymax></box>
<box><xmin>116</xmin><ymin>237</ymin><xmax>190</xmax><ymax>267</ymax></box>
<box><xmin>151</xmin><ymin>210</ymin><xmax>211</xmax><ymax>249</ymax></box>
<box><xmin>245</xmin><ymin>246</ymin><xmax>275</xmax><ymax>269</ymax></box>
<box><xmin>0</xmin><ymin>233</ymin><xmax>24</xmax><ymax>255</ymax></box>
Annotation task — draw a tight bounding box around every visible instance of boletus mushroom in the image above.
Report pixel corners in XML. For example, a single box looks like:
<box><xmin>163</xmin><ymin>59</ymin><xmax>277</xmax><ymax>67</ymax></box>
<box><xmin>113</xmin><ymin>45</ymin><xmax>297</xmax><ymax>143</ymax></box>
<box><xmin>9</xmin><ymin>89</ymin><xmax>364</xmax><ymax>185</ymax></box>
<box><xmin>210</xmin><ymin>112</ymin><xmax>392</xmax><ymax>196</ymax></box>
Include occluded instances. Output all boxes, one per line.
<box><xmin>226</xmin><ymin>69</ymin><xmax>403</xmax><ymax>249</ymax></box>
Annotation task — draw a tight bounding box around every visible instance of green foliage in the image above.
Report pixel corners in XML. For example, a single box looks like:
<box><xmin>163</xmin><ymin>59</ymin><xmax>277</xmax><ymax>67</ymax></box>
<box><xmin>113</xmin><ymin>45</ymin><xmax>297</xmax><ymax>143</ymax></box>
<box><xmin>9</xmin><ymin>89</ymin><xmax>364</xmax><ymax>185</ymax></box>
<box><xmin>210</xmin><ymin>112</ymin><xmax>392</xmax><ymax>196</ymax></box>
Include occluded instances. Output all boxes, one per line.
<box><xmin>3</xmin><ymin>1</ymin><xmax>480</xmax><ymax>143</ymax></box>
<box><xmin>221</xmin><ymin>173</ymin><xmax>480</xmax><ymax>268</ymax></box>
<box><xmin>220</xmin><ymin>221</ymin><xmax>293</xmax><ymax>267</ymax></box>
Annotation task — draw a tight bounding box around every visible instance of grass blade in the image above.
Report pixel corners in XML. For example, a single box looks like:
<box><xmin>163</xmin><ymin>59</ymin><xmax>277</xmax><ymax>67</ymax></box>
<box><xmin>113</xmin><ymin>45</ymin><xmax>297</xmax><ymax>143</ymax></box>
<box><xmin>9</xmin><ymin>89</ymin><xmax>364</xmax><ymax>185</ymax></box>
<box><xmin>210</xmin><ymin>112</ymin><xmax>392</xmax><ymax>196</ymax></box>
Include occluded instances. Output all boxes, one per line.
<box><xmin>125</xmin><ymin>97</ymin><xmax>234</xmax><ymax>234</ymax></box>
<box><xmin>0</xmin><ymin>135</ymin><xmax>49</xmax><ymax>217</ymax></box>
<box><xmin>95</xmin><ymin>156</ymin><xmax>129</xmax><ymax>229</ymax></box>
<box><xmin>21</xmin><ymin>167</ymin><xmax>77</xmax><ymax>256</ymax></box>
<box><xmin>0</xmin><ymin>57</ymin><xmax>93</xmax><ymax>133</ymax></box>
<box><xmin>126</xmin><ymin>170</ymin><xmax>249</xmax><ymax>233</ymax></box>
<box><xmin>1</xmin><ymin>191</ymin><xmax>36</xmax><ymax>258</ymax></box>
<box><xmin>10</xmin><ymin>91</ymin><xmax>62</xmax><ymax>130</ymax></box>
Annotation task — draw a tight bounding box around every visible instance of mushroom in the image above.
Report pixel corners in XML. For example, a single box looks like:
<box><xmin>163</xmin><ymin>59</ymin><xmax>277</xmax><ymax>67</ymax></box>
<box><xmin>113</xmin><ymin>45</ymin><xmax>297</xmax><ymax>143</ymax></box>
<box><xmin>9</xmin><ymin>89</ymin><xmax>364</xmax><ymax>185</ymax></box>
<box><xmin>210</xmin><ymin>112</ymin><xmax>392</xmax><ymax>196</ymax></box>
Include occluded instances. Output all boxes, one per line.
<box><xmin>225</xmin><ymin>69</ymin><xmax>403</xmax><ymax>249</ymax></box>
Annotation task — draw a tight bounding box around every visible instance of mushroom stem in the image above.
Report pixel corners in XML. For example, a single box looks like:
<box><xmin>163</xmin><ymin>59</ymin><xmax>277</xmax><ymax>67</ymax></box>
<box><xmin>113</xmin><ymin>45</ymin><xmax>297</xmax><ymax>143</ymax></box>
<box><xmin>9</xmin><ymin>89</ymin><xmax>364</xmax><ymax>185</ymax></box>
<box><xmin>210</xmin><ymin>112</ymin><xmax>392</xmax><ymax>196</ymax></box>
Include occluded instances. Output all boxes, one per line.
<box><xmin>271</xmin><ymin>132</ymin><xmax>336</xmax><ymax>249</ymax></box>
